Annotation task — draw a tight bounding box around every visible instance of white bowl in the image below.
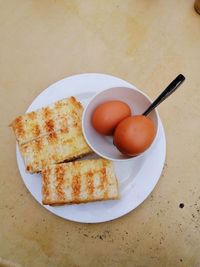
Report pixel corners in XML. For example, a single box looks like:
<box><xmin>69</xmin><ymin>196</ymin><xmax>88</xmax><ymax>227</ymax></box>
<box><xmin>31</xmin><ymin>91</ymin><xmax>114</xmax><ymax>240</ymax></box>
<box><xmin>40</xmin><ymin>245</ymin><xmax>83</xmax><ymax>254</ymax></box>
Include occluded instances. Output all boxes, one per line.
<box><xmin>82</xmin><ymin>87</ymin><xmax>158</xmax><ymax>161</ymax></box>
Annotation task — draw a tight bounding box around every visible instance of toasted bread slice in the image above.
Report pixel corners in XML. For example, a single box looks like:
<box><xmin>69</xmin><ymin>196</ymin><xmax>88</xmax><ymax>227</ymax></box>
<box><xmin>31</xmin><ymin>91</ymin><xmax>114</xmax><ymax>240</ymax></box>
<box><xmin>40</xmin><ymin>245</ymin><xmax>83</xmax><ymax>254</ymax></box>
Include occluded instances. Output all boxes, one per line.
<box><xmin>42</xmin><ymin>159</ymin><xmax>119</xmax><ymax>205</ymax></box>
<box><xmin>10</xmin><ymin>97</ymin><xmax>83</xmax><ymax>145</ymax></box>
<box><xmin>11</xmin><ymin>96</ymin><xmax>92</xmax><ymax>173</ymax></box>
<box><xmin>19</xmin><ymin>127</ymin><xmax>92</xmax><ymax>173</ymax></box>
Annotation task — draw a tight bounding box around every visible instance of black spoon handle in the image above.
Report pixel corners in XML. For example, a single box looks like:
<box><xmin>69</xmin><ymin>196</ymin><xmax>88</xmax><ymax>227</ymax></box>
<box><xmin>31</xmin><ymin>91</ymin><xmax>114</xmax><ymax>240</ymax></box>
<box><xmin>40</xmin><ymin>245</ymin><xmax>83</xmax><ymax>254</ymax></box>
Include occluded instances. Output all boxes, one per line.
<box><xmin>142</xmin><ymin>74</ymin><xmax>185</xmax><ymax>116</ymax></box>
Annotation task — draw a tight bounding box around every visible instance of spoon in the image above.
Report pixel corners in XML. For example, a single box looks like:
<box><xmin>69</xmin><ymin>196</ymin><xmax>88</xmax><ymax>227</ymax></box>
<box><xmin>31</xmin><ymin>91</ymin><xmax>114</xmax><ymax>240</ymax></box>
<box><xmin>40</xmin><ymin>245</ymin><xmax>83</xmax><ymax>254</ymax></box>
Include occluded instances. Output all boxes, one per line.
<box><xmin>113</xmin><ymin>74</ymin><xmax>186</xmax><ymax>156</ymax></box>
<box><xmin>142</xmin><ymin>74</ymin><xmax>185</xmax><ymax>116</ymax></box>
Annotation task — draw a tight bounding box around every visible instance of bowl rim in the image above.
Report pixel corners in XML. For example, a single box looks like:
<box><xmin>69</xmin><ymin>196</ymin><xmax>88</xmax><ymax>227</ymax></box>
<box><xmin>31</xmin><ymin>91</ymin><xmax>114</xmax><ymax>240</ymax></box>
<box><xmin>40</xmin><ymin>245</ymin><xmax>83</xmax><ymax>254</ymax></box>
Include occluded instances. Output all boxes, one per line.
<box><xmin>82</xmin><ymin>86</ymin><xmax>159</xmax><ymax>162</ymax></box>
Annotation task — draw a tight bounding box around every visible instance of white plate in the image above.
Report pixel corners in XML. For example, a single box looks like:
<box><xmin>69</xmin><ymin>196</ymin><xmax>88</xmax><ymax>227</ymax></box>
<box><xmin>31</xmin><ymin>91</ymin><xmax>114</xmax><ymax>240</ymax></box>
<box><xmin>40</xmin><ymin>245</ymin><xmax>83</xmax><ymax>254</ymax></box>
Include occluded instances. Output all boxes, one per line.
<box><xmin>16</xmin><ymin>73</ymin><xmax>166</xmax><ymax>223</ymax></box>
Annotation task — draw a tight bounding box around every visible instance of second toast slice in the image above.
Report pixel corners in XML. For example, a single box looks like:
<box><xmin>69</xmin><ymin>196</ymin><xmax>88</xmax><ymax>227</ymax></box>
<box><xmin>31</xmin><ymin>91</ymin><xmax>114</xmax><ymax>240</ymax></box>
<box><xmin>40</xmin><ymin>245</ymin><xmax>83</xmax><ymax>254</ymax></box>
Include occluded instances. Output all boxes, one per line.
<box><xmin>42</xmin><ymin>159</ymin><xmax>119</xmax><ymax>205</ymax></box>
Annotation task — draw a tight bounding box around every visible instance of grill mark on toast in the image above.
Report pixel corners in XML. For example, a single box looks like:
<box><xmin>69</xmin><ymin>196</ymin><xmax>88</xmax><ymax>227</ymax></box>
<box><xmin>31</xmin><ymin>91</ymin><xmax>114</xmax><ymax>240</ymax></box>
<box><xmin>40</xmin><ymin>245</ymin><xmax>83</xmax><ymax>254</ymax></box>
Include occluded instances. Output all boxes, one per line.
<box><xmin>70</xmin><ymin>96</ymin><xmax>76</xmax><ymax>103</ymax></box>
<box><xmin>33</xmin><ymin>125</ymin><xmax>41</xmax><ymax>138</ymax></box>
<box><xmin>86</xmin><ymin>170</ymin><xmax>94</xmax><ymax>196</ymax></box>
<box><xmin>41</xmin><ymin>159</ymin><xmax>47</xmax><ymax>169</ymax></box>
<box><xmin>60</xmin><ymin>128</ymin><xmax>69</xmax><ymax>134</ymax></box>
<box><xmin>71</xmin><ymin>97</ymin><xmax>82</xmax><ymax>110</ymax></box>
<box><xmin>42</xmin><ymin>168</ymin><xmax>50</xmax><ymax>203</ymax></box>
<box><xmin>104</xmin><ymin>191</ymin><xmax>108</xmax><ymax>199</ymax></box>
<box><xmin>47</xmin><ymin>132</ymin><xmax>57</xmax><ymax>144</ymax></box>
<box><xmin>43</xmin><ymin>107</ymin><xmax>51</xmax><ymax>117</ymax></box>
<box><xmin>34</xmin><ymin>138</ymin><xmax>42</xmax><ymax>152</ymax></box>
<box><xmin>55</xmin><ymin>165</ymin><xmax>65</xmax><ymax>200</ymax></box>
<box><xmin>45</xmin><ymin>119</ymin><xmax>54</xmax><ymax>133</ymax></box>
<box><xmin>99</xmin><ymin>167</ymin><xmax>107</xmax><ymax>190</ymax></box>
<box><xmin>27</xmin><ymin>111</ymin><xmax>37</xmax><ymax>120</ymax></box>
<box><xmin>43</xmin><ymin>107</ymin><xmax>55</xmax><ymax>133</ymax></box>
<box><xmin>72</xmin><ymin>174</ymin><xmax>81</xmax><ymax>202</ymax></box>
<box><xmin>13</xmin><ymin>116</ymin><xmax>25</xmax><ymax>139</ymax></box>
<box><xmin>51</xmin><ymin>154</ymin><xmax>59</xmax><ymax>162</ymax></box>
<box><xmin>26</xmin><ymin>165</ymin><xmax>32</xmax><ymax>172</ymax></box>
<box><xmin>54</xmin><ymin>100</ymin><xmax>63</xmax><ymax>109</ymax></box>
<box><xmin>60</xmin><ymin>119</ymin><xmax>68</xmax><ymax>132</ymax></box>
<box><xmin>62</xmin><ymin>137</ymin><xmax>73</xmax><ymax>145</ymax></box>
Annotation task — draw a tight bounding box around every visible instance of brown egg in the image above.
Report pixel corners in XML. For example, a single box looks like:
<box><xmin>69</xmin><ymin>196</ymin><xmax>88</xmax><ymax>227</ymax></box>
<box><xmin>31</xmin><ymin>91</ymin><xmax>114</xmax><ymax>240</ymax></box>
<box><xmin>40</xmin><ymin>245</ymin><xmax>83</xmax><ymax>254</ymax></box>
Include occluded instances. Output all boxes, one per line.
<box><xmin>113</xmin><ymin>115</ymin><xmax>156</xmax><ymax>156</ymax></box>
<box><xmin>92</xmin><ymin>101</ymin><xmax>131</xmax><ymax>135</ymax></box>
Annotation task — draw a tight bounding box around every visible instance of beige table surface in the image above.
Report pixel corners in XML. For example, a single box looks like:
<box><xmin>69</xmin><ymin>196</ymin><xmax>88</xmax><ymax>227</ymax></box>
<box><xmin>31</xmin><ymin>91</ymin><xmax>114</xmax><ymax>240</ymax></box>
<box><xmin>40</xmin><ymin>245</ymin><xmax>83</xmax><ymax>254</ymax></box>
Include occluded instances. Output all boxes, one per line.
<box><xmin>1</xmin><ymin>1</ymin><xmax>200</xmax><ymax>267</ymax></box>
